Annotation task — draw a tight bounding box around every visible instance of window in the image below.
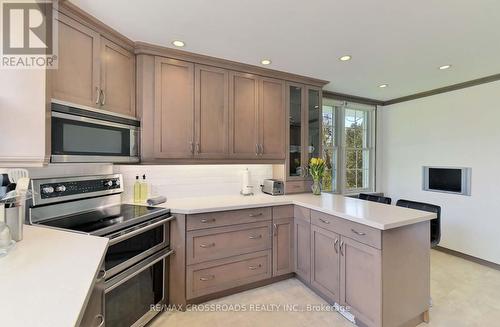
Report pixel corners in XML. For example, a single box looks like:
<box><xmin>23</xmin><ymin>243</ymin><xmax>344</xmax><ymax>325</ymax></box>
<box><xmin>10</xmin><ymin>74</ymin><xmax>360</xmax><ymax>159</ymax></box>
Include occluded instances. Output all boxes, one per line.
<box><xmin>322</xmin><ymin>99</ymin><xmax>376</xmax><ymax>194</ymax></box>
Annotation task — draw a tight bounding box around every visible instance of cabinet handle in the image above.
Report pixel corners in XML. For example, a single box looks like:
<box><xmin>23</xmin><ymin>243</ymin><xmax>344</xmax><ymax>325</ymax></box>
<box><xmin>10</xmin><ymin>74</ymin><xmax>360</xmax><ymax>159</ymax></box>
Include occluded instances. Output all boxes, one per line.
<box><xmin>200</xmin><ymin>218</ymin><xmax>216</xmax><ymax>223</ymax></box>
<box><xmin>273</xmin><ymin>223</ymin><xmax>277</xmax><ymax>236</ymax></box>
<box><xmin>255</xmin><ymin>144</ymin><xmax>259</xmax><ymax>156</ymax></box>
<box><xmin>340</xmin><ymin>240</ymin><xmax>344</xmax><ymax>256</ymax></box>
<box><xmin>199</xmin><ymin>275</ymin><xmax>215</xmax><ymax>281</ymax></box>
<box><xmin>248</xmin><ymin>264</ymin><xmax>262</xmax><ymax>270</ymax></box>
<box><xmin>249</xmin><ymin>213</ymin><xmax>263</xmax><ymax>217</ymax></box>
<box><xmin>249</xmin><ymin>234</ymin><xmax>262</xmax><ymax>240</ymax></box>
<box><xmin>101</xmin><ymin>89</ymin><xmax>106</xmax><ymax>105</ymax></box>
<box><xmin>95</xmin><ymin>87</ymin><xmax>101</xmax><ymax>104</ymax></box>
<box><xmin>259</xmin><ymin>144</ymin><xmax>264</xmax><ymax>155</ymax></box>
<box><xmin>195</xmin><ymin>143</ymin><xmax>200</xmax><ymax>154</ymax></box>
<box><xmin>189</xmin><ymin>141</ymin><xmax>194</xmax><ymax>154</ymax></box>
<box><xmin>96</xmin><ymin>314</ymin><xmax>104</xmax><ymax>327</ymax></box>
<box><xmin>319</xmin><ymin>218</ymin><xmax>330</xmax><ymax>224</ymax></box>
<box><xmin>199</xmin><ymin>242</ymin><xmax>216</xmax><ymax>248</ymax></box>
<box><xmin>334</xmin><ymin>238</ymin><xmax>339</xmax><ymax>253</ymax></box>
<box><xmin>351</xmin><ymin>228</ymin><xmax>366</xmax><ymax>236</ymax></box>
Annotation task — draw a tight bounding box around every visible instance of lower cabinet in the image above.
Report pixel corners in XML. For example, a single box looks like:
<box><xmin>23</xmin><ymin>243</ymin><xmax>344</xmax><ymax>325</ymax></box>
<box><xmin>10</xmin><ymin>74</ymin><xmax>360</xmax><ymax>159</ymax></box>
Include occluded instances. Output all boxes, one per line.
<box><xmin>293</xmin><ymin>217</ymin><xmax>311</xmax><ymax>283</ymax></box>
<box><xmin>272</xmin><ymin>217</ymin><xmax>294</xmax><ymax>276</ymax></box>
<box><xmin>310</xmin><ymin>225</ymin><xmax>340</xmax><ymax>303</ymax></box>
<box><xmin>340</xmin><ymin>236</ymin><xmax>382</xmax><ymax>327</ymax></box>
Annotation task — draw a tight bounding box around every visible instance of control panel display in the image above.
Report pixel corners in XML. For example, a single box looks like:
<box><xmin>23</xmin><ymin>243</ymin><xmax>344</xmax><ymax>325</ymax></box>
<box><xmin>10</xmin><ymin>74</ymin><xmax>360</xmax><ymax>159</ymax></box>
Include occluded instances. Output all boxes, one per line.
<box><xmin>40</xmin><ymin>178</ymin><xmax>121</xmax><ymax>199</ymax></box>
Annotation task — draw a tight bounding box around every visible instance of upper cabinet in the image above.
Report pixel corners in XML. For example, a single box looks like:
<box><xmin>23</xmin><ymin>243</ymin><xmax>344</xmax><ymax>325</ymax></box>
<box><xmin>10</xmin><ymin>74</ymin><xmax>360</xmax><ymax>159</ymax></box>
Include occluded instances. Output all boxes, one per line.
<box><xmin>259</xmin><ymin>78</ymin><xmax>286</xmax><ymax>159</ymax></box>
<box><xmin>51</xmin><ymin>13</ymin><xmax>136</xmax><ymax>117</ymax></box>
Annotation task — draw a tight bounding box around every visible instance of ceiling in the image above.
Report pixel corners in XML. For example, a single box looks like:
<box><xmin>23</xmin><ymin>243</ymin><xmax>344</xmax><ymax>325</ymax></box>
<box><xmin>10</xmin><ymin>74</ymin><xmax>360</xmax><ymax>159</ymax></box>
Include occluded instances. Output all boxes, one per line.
<box><xmin>72</xmin><ymin>0</ymin><xmax>500</xmax><ymax>101</ymax></box>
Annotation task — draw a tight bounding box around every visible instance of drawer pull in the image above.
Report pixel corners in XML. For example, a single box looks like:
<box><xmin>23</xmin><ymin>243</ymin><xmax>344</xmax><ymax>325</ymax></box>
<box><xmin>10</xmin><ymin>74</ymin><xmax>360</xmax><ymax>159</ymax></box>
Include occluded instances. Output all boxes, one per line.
<box><xmin>248</xmin><ymin>264</ymin><xmax>262</xmax><ymax>270</ymax></box>
<box><xmin>249</xmin><ymin>213</ymin><xmax>263</xmax><ymax>217</ymax></box>
<box><xmin>351</xmin><ymin>228</ymin><xmax>366</xmax><ymax>236</ymax></box>
<box><xmin>248</xmin><ymin>234</ymin><xmax>262</xmax><ymax>240</ymax></box>
<box><xmin>200</xmin><ymin>218</ymin><xmax>216</xmax><ymax>223</ymax></box>
<box><xmin>319</xmin><ymin>218</ymin><xmax>330</xmax><ymax>224</ymax></box>
<box><xmin>199</xmin><ymin>275</ymin><xmax>215</xmax><ymax>281</ymax></box>
<box><xmin>199</xmin><ymin>242</ymin><xmax>216</xmax><ymax>248</ymax></box>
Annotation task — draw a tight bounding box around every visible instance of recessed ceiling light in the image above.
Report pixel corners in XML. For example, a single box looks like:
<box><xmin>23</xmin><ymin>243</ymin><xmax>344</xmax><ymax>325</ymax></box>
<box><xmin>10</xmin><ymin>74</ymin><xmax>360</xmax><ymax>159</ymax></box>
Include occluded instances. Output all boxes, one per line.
<box><xmin>261</xmin><ymin>59</ymin><xmax>272</xmax><ymax>65</ymax></box>
<box><xmin>339</xmin><ymin>55</ymin><xmax>352</xmax><ymax>61</ymax></box>
<box><xmin>172</xmin><ymin>40</ymin><xmax>185</xmax><ymax>47</ymax></box>
<box><xmin>439</xmin><ymin>64</ymin><xmax>452</xmax><ymax>70</ymax></box>
<box><xmin>379</xmin><ymin>84</ymin><xmax>388</xmax><ymax>88</ymax></box>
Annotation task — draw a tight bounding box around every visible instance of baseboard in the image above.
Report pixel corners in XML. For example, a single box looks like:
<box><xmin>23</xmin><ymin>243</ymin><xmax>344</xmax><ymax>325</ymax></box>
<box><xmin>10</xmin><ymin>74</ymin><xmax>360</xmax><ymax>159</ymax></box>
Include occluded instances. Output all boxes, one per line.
<box><xmin>434</xmin><ymin>246</ymin><xmax>500</xmax><ymax>271</ymax></box>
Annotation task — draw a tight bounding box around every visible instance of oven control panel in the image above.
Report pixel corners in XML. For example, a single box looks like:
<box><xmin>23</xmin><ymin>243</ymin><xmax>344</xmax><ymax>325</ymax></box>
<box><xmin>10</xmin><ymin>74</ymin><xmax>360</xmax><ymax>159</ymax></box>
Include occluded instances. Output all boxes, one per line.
<box><xmin>39</xmin><ymin>177</ymin><xmax>122</xmax><ymax>199</ymax></box>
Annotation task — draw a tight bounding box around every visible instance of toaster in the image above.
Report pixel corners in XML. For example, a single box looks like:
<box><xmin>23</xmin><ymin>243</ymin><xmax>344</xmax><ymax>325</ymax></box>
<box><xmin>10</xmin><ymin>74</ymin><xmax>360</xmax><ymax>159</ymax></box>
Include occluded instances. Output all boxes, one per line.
<box><xmin>261</xmin><ymin>179</ymin><xmax>284</xmax><ymax>195</ymax></box>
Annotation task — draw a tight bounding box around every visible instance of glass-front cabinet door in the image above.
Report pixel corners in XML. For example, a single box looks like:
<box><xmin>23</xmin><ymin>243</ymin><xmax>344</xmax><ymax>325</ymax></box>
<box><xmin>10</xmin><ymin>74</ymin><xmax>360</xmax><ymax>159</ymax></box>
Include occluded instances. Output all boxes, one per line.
<box><xmin>287</xmin><ymin>83</ymin><xmax>303</xmax><ymax>178</ymax></box>
<box><xmin>306</xmin><ymin>87</ymin><xmax>322</xmax><ymax>170</ymax></box>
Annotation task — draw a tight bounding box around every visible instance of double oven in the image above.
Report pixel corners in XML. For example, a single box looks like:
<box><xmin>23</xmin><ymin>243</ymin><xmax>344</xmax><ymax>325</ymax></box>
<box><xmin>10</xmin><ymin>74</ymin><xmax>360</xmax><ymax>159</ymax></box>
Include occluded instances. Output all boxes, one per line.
<box><xmin>27</xmin><ymin>174</ymin><xmax>173</xmax><ymax>327</ymax></box>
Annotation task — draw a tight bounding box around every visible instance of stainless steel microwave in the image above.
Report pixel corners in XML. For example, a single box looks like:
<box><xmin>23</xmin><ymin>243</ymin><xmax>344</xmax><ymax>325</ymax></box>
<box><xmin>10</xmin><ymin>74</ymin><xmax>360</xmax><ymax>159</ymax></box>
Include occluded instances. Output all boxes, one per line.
<box><xmin>51</xmin><ymin>101</ymin><xmax>140</xmax><ymax>163</ymax></box>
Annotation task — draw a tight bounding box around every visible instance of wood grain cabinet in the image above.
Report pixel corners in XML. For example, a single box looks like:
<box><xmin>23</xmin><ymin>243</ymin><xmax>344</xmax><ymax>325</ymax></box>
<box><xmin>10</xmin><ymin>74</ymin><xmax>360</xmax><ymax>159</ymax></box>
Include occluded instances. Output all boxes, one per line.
<box><xmin>259</xmin><ymin>78</ymin><xmax>286</xmax><ymax>159</ymax></box>
<box><xmin>154</xmin><ymin>57</ymin><xmax>195</xmax><ymax>158</ymax></box>
<box><xmin>272</xmin><ymin>206</ymin><xmax>294</xmax><ymax>276</ymax></box>
<box><xmin>294</xmin><ymin>217</ymin><xmax>311</xmax><ymax>283</ymax></box>
<box><xmin>310</xmin><ymin>225</ymin><xmax>340</xmax><ymax>303</ymax></box>
<box><xmin>52</xmin><ymin>13</ymin><xmax>135</xmax><ymax>116</ymax></box>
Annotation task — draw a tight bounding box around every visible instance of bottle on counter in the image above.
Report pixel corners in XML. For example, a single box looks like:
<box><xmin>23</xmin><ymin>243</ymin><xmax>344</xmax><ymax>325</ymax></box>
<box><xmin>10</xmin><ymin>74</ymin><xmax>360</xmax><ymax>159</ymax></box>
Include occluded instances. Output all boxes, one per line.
<box><xmin>133</xmin><ymin>175</ymin><xmax>141</xmax><ymax>203</ymax></box>
<box><xmin>140</xmin><ymin>174</ymin><xmax>149</xmax><ymax>203</ymax></box>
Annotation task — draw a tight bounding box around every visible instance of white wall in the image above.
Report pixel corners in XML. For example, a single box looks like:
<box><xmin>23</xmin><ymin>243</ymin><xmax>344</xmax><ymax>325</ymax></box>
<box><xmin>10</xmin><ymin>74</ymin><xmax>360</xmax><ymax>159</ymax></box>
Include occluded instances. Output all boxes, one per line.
<box><xmin>379</xmin><ymin>80</ymin><xmax>500</xmax><ymax>264</ymax></box>
<box><xmin>114</xmin><ymin>164</ymin><xmax>274</xmax><ymax>201</ymax></box>
<box><xmin>0</xmin><ymin>69</ymin><xmax>47</xmax><ymax>166</ymax></box>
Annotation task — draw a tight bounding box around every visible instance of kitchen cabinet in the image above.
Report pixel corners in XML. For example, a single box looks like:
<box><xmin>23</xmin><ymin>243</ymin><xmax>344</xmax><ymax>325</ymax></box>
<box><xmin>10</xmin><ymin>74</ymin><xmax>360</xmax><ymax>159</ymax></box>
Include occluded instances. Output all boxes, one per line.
<box><xmin>340</xmin><ymin>236</ymin><xmax>382</xmax><ymax>327</ymax></box>
<box><xmin>293</xmin><ymin>217</ymin><xmax>311</xmax><ymax>283</ymax></box>
<box><xmin>154</xmin><ymin>57</ymin><xmax>195</xmax><ymax>158</ymax></box>
<box><xmin>194</xmin><ymin>65</ymin><xmax>229</xmax><ymax>158</ymax></box>
<box><xmin>259</xmin><ymin>77</ymin><xmax>286</xmax><ymax>159</ymax></box>
<box><xmin>228</xmin><ymin>72</ymin><xmax>260</xmax><ymax>158</ymax></box>
<box><xmin>310</xmin><ymin>225</ymin><xmax>340</xmax><ymax>302</ymax></box>
<box><xmin>52</xmin><ymin>13</ymin><xmax>135</xmax><ymax>117</ymax></box>
<box><xmin>79</xmin><ymin>267</ymin><xmax>105</xmax><ymax>327</ymax></box>
<box><xmin>272</xmin><ymin>217</ymin><xmax>294</xmax><ymax>276</ymax></box>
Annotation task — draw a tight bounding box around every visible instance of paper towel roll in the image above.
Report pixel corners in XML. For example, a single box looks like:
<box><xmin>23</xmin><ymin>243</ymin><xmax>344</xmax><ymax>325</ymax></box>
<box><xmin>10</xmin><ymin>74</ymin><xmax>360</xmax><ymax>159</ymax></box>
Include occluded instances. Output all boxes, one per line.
<box><xmin>241</xmin><ymin>169</ymin><xmax>253</xmax><ymax>195</ymax></box>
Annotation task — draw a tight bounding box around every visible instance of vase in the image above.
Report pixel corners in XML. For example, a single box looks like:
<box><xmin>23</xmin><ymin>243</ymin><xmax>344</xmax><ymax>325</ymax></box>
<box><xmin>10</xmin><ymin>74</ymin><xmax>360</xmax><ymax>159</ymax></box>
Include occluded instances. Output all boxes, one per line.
<box><xmin>311</xmin><ymin>179</ymin><xmax>321</xmax><ymax>195</ymax></box>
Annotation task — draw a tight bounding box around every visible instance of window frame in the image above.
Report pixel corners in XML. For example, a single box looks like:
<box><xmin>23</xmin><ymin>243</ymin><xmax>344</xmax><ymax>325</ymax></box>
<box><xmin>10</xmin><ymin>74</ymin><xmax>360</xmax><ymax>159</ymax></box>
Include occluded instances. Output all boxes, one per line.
<box><xmin>323</xmin><ymin>100</ymin><xmax>376</xmax><ymax>195</ymax></box>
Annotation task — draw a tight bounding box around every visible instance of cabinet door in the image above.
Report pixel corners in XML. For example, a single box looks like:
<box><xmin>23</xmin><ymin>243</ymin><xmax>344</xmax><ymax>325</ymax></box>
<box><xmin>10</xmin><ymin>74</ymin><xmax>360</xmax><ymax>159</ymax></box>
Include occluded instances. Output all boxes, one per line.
<box><xmin>286</xmin><ymin>83</ymin><xmax>305</xmax><ymax>179</ymax></box>
<box><xmin>259</xmin><ymin>77</ymin><xmax>286</xmax><ymax>159</ymax></box>
<box><xmin>100</xmin><ymin>38</ymin><xmax>136</xmax><ymax>117</ymax></box>
<box><xmin>229</xmin><ymin>72</ymin><xmax>259</xmax><ymax>158</ymax></box>
<box><xmin>273</xmin><ymin>217</ymin><xmax>294</xmax><ymax>276</ymax></box>
<box><xmin>340</xmin><ymin>237</ymin><xmax>382</xmax><ymax>327</ymax></box>
<box><xmin>304</xmin><ymin>86</ymin><xmax>322</xmax><ymax>168</ymax></box>
<box><xmin>194</xmin><ymin>65</ymin><xmax>229</xmax><ymax>158</ymax></box>
<box><xmin>311</xmin><ymin>225</ymin><xmax>340</xmax><ymax>303</ymax></box>
<box><xmin>154</xmin><ymin>57</ymin><xmax>194</xmax><ymax>158</ymax></box>
<box><xmin>294</xmin><ymin>217</ymin><xmax>311</xmax><ymax>283</ymax></box>
<box><xmin>52</xmin><ymin>14</ymin><xmax>100</xmax><ymax>108</ymax></box>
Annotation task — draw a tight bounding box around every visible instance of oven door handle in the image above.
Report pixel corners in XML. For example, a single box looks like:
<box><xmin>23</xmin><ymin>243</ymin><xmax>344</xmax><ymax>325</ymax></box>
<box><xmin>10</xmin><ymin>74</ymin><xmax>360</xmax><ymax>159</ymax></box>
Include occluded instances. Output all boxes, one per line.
<box><xmin>105</xmin><ymin>248</ymin><xmax>174</xmax><ymax>293</ymax></box>
<box><xmin>108</xmin><ymin>215</ymin><xmax>175</xmax><ymax>245</ymax></box>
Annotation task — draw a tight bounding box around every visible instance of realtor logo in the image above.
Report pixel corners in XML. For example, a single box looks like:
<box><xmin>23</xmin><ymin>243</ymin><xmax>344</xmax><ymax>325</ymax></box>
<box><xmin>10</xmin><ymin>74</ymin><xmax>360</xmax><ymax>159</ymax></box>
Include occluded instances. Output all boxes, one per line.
<box><xmin>1</xmin><ymin>0</ymin><xmax>58</xmax><ymax>68</ymax></box>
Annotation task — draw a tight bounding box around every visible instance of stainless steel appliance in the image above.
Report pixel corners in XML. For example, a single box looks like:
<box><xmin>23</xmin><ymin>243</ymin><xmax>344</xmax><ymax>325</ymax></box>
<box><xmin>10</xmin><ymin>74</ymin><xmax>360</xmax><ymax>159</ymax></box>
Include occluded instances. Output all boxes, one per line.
<box><xmin>26</xmin><ymin>174</ymin><xmax>173</xmax><ymax>327</ymax></box>
<box><xmin>51</xmin><ymin>100</ymin><xmax>140</xmax><ymax>163</ymax></box>
<box><xmin>261</xmin><ymin>179</ymin><xmax>284</xmax><ymax>195</ymax></box>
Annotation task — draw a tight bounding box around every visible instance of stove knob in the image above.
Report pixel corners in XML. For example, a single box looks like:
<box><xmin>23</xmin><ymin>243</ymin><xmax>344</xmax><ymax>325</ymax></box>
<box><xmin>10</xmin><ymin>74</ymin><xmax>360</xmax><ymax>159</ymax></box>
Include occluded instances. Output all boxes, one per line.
<box><xmin>42</xmin><ymin>186</ymin><xmax>54</xmax><ymax>194</ymax></box>
<box><xmin>104</xmin><ymin>180</ymin><xmax>113</xmax><ymax>187</ymax></box>
<box><xmin>55</xmin><ymin>185</ymin><xmax>66</xmax><ymax>192</ymax></box>
<box><xmin>113</xmin><ymin>179</ymin><xmax>121</xmax><ymax>187</ymax></box>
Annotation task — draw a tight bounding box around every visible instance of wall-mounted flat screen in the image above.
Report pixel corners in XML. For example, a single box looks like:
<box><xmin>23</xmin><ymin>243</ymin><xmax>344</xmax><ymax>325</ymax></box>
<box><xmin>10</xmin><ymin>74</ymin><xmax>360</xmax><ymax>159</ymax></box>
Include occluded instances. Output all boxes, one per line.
<box><xmin>423</xmin><ymin>166</ymin><xmax>471</xmax><ymax>196</ymax></box>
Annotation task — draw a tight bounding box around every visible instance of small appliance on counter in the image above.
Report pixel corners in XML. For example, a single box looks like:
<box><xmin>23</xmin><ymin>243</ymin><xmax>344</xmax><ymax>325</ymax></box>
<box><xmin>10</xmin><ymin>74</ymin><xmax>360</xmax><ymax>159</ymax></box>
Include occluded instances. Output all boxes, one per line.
<box><xmin>261</xmin><ymin>179</ymin><xmax>284</xmax><ymax>196</ymax></box>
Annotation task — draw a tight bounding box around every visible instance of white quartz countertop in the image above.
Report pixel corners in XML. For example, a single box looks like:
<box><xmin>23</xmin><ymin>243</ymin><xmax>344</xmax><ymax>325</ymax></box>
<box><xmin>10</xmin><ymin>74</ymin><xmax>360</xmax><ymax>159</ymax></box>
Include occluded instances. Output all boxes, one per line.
<box><xmin>159</xmin><ymin>193</ymin><xmax>436</xmax><ymax>230</ymax></box>
<box><xmin>0</xmin><ymin>225</ymin><xmax>108</xmax><ymax>327</ymax></box>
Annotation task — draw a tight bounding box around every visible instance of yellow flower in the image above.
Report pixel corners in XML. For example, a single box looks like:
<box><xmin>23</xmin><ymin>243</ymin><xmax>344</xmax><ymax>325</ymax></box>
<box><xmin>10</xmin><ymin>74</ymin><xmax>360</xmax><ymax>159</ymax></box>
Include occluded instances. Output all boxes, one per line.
<box><xmin>310</xmin><ymin>158</ymin><xmax>317</xmax><ymax>166</ymax></box>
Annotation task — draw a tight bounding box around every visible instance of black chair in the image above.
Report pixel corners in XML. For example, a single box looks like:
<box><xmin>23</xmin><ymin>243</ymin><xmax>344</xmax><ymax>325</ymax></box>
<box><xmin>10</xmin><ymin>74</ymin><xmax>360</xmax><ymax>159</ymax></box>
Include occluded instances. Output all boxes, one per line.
<box><xmin>396</xmin><ymin>199</ymin><xmax>441</xmax><ymax>247</ymax></box>
<box><xmin>358</xmin><ymin>193</ymin><xmax>392</xmax><ymax>205</ymax></box>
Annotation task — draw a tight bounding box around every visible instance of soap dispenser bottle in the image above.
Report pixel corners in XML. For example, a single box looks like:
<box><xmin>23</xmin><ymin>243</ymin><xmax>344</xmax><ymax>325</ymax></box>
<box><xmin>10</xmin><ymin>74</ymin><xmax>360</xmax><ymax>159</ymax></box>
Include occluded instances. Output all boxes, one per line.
<box><xmin>133</xmin><ymin>175</ymin><xmax>141</xmax><ymax>203</ymax></box>
<box><xmin>140</xmin><ymin>174</ymin><xmax>149</xmax><ymax>202</ymax></box>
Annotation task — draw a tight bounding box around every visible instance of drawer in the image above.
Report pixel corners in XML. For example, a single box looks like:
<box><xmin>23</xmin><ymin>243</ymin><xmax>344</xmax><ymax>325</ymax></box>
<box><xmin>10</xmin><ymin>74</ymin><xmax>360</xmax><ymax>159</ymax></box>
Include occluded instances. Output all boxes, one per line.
<box><xmin>285</xmin><ymin>181</ymin><xmax>311</xmax><ymax>194</ymax></box>
<box><xmin>187</xmin><ymin>250</ymin><xmax>271</xmax><ymax>299</ymax></box>
<box><xmin>186</xmin><ymin>221</ymin><xmax>271</xmax><ymax>264</ymax></box>
<box><xmin>187</xmin><ymin>207</ymin><xmax>272</xmax><ymax>231</ymax></box>
<box><xmin>294</xmin><ymin>205</ymin><xmax>310</xmax><ymax>222</ymax></box>
<box><xmin>273</xmin><ymin>205</ymin><xmax>294</xmax><ymax>219</ymax></box>
<box><xmin>311</xmin><ymin>210</ymin><xmax>381</xmax><ymax>249</ymax></box>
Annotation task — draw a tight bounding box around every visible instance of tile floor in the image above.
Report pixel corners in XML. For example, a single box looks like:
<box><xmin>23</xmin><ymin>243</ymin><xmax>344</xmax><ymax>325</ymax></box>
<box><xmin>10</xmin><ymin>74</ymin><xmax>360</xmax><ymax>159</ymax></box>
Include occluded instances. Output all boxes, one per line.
<box><xmin>150</xmin><ymin>250</ymin><xmax>500</xmax><ymax>327</ymax></box>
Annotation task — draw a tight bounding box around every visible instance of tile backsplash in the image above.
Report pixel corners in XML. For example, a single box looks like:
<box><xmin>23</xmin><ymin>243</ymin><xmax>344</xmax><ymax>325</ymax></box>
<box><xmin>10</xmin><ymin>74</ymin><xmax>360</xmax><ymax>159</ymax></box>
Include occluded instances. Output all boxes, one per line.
<box><xmin>114</xmin><ymin>164</ymin><xmax>274</xmax><ymax>201</ymax></box>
